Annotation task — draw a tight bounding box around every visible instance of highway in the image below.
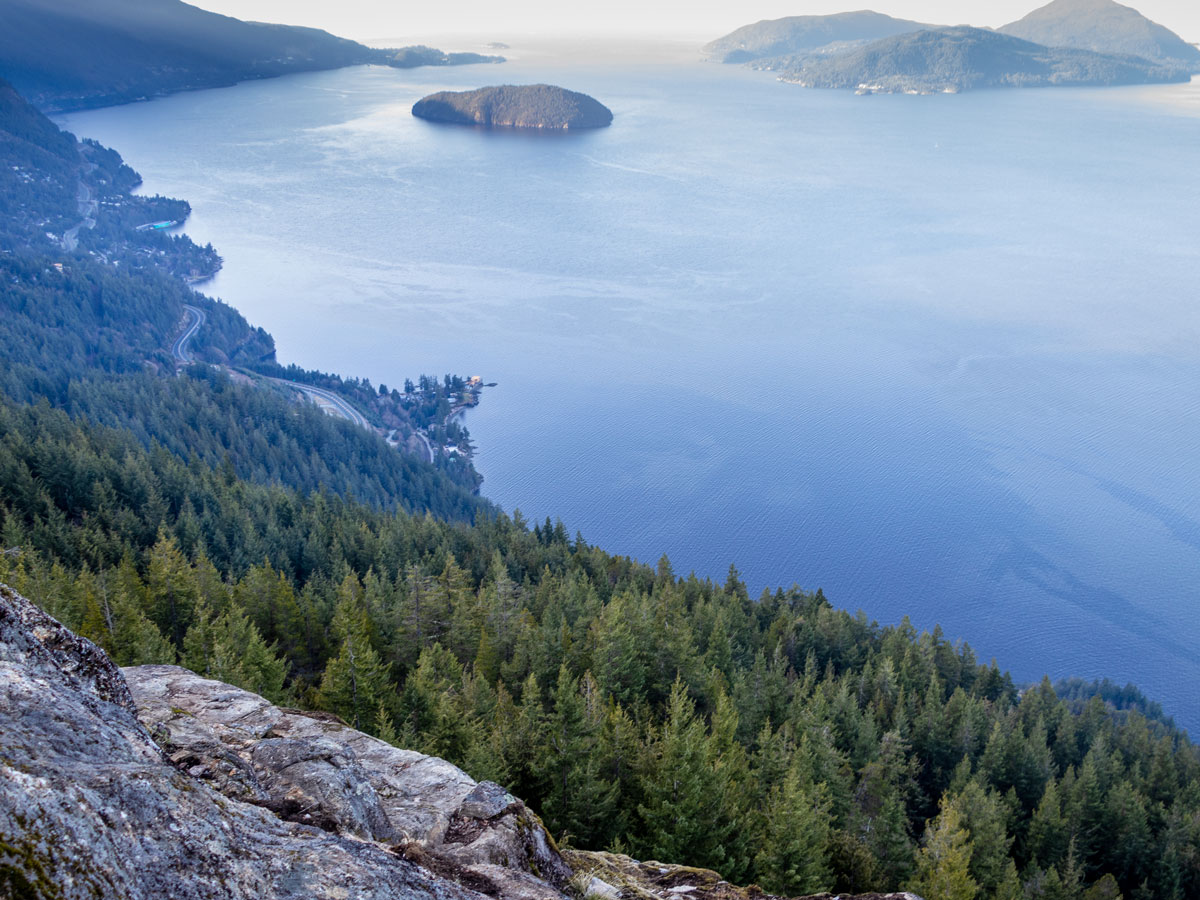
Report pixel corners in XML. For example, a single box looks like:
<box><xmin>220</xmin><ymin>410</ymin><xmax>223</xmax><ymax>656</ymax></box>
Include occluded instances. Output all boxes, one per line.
<box><xmin>413</xmin><ymin>429</ymin><xmax>434</xmax><ymax>463</ymax></box>
<box><xmin>271</xmin><ymin>379</ymin><xmax>372</xmax><ymax>430</ymax></box>
<box><xmin>62</xmin><ymin>180</ymin><xmax>97</xmax><ymax>252</ymax></box>
<box><xmin>172</xmin><ymin>305</ymin><xmax>205</xmax><ymax>363</ymax></box>
<box><xmin>168</xmin><ymin>302</ymin><xmax>390</xmax><ymax>439</ymax></box>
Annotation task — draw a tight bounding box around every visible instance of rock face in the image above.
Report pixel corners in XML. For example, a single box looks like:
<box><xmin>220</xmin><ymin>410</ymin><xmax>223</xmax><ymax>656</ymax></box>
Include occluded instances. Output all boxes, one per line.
<box><xmin>0</xmin><ymin>583</ymin><xmax>553</xmax><ymax>900</ymax></box>
<box><xmin>412</xmin><ymin>84</ymin><xmax>613</xmax><ymax>129</ymax></box>
<box><xmin>124</xmin><ymin>663</ymin><xmax>571</xmax><ymax>898</ymax></box>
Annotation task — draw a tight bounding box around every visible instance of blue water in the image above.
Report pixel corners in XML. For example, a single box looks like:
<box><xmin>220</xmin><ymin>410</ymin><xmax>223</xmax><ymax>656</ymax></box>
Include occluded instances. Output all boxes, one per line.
<box><xmin>60</xmin><ymin>51</ymin><xmax>1200</xmax><ymax>731</ymax></box>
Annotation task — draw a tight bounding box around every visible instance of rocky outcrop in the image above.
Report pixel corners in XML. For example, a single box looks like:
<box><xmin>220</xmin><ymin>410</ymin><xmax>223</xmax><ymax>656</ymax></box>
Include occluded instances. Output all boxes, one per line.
<box><xmin>564</xmin><ymin>850</ymin><xmax>922</xmax><ymax>900</ymax></box>
<box><xmin>0</xmin><ymin>583</ymin><xmax>528</xmax><ymax>900</ymax></box>
<box><xmin>124</xmin><ymin>663</ymin><xmax>572</xmax><ymax>898</ymax></box>
<box><xmin>1</xmin><ymin>583</ymin><xmax>915</xmax><ymax>900</ymax></box>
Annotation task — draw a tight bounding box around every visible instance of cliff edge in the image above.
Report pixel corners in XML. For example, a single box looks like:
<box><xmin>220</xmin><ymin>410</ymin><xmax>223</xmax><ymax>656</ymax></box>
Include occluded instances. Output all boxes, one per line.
<box><xmin>0</xmin><ymin>583</ymin><xmax>919</xmax><ymax>900</ymax></box>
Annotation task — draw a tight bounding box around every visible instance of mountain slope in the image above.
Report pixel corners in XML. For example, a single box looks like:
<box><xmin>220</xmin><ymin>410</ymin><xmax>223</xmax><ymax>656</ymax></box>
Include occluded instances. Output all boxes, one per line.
<box><xmin>2</xmin><ymin>393</ymin><xmax>1198</xmax><ymax>899</ymax></box>
<box><xmin>779</xmin><ymin>25</ymin><xmax>1191</xmax><ymax>92</ymax></box>
<box><xmin>0</xmin><ymin>0</ymin><xmax>502</xmax><ymax>111</ymax></box>
<box><xmin>0</xmin><ymin>78</ymin><xmax>488</xmax><ymax>517</ymax></box>
<box><xmin>1000</xmin><ymin>0</ymin><xmax>1200</xmax><ymax>71</ymax></box>
<box><xmin>703</xmin><ymin>11</ymin><xmax>929</xmax><ymax>64</ymax></box>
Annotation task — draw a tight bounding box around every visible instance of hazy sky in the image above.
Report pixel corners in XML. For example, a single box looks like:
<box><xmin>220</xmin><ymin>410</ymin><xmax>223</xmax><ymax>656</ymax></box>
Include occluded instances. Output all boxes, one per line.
<box><xmin>192</xmin><ymin>0</ymin><xmax>1199</xmax><ymax>44</ymax></box>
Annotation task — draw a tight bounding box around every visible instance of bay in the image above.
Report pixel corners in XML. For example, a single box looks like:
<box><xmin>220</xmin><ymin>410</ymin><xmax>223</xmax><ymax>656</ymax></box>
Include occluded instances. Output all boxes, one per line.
<box><xmin>60</xmin><ymin>50</ymin><xmax>1200</xmax><ymax>730</ymax></box>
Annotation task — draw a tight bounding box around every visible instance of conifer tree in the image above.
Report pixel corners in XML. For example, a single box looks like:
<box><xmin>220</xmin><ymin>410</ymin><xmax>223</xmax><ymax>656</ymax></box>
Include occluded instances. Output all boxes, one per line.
<box><xmin>110</xmin><ymin>589</ymin><xmax>176</xmax><ymax>667</ymax></box>
<box><xmin>910</xmin><ymin>804</ymin><xmax>978</xmax><ymax>900</ymax></box>
<box><xmin>145</xmin><ymin>529</ymin><xmax>198</xmax><ymax>646</ymax></box>
<box><xmin>183</xmin><ymin>601</ymin><xmax>289</xmax><ymax>703</ymax></box>
<box><xmin>317</xmin><ymin>608</ymin><xmax>390</xmax><ymax>733</ymax></box>
<box><xmin>753</xmin><ymin>766</ymin><xmax>833</xmax><ymax>895</ymax></box>
<box><xmin>636</xmin><ymin>679</ymin><xmax>726</xmax><ymax>871</ymax></box>
<box><xmin>1031</xmin><ymin>778</ymin><xmax>1070</xmax><ymax>870</ymax></box>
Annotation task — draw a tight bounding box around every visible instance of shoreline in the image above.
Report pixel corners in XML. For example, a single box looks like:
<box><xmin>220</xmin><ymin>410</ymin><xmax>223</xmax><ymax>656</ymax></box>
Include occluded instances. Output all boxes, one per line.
<box><xmin>160</xmin><ymin>208</ymin><xmax>485</xmax><ymax>487</ymax></box>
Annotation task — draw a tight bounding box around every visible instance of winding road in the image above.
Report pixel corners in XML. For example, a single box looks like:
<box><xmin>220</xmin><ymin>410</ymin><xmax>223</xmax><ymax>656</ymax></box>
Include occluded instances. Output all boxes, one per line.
<box><xmin>168</xmin><ymin>303</ymin><xmax>422</xmax><ymax>444</ymax></box>
<box><xmin>271</xmin><ymin>379</ymin><xmax>372</xmax><ymax>430</ymax></box>
<box><xmin>412</xmin><ymin>429</ymin><xmax>435</xmax><ymax>464</ymax></box>
<box><xmin>172</xmin><ymin>305</ymin><xmax>205</xmax><ymax>364</ymax></box>
<box><xmin>62</xmin><ymin>180</ymin><xmax>97</xmax><ymax>252</ymax></box>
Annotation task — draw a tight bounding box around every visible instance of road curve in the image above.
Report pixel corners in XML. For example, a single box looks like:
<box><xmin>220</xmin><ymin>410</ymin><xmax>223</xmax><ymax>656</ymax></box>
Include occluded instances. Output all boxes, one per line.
<box><xmin>271</xmin><ymin>378</ymin><xmax>372</xmax><ymax>430</ymax></box>
<box><xmin>62</xmin><ymin>181</ymin><xmax>97</xmax><ymax>252</ymax></box>
<box><xmin>167</xmin><ymin>303</ymin><xmax>384</xmax><ymax>439</ymax></box>
<box><xmin>172</xmin><ymin>305</ymin><xmax>205</xmax><ymax>363</ymax></box>
<box><xmin>413</xmin><ymin>429</ymin><xmax>434</xmax><ymax>463</ymax></box>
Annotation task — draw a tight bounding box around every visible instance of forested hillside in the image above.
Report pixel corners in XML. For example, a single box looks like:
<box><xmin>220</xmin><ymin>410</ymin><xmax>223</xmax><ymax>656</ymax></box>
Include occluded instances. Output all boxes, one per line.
<box><xmin>0</xmin><ymin>77</ymin><xmax>486</xmax><ymax>517</ymax></box>
<box><xmin>1</xmin><ymin>400</ymin><xmax>1198</xmax><ymax>900</ymax></box>
<box><xmin>778</xmin><ymin>26</ymin><xmax>1190</xmax><ymax>93</ymax></box>
<box><xmin>0</xmin><ymin>0</ymin><xmax>502</xmax><ymax>112</ymax></box>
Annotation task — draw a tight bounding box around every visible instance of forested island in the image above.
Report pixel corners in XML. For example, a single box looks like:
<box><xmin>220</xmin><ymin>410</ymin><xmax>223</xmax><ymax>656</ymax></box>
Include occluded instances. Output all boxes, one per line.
<box><xmin>779</xmin><ymin>26</ymin><xmax>1190</xmax><ymax>94</ymax></box>
<box><xmin>413</xmin><ymin>84</ymin><xmax>614</xmax><ymax>129</ymax></box>
<box><xmin>0</xmin><ymin>0</ymin><xmax>504</xmax><ymax>112</ymax></box>
<box><xmin>708</xmin><ymin>0</ymin><xmax>1199</xmax><ymax>94</ymax></box>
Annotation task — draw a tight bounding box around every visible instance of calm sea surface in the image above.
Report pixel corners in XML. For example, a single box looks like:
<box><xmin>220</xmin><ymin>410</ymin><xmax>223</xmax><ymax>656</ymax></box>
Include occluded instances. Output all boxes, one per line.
<box><xmin>60</xmin><ymin>52</ymin><xmax>1200</xmax><ymax>730</ymax></box>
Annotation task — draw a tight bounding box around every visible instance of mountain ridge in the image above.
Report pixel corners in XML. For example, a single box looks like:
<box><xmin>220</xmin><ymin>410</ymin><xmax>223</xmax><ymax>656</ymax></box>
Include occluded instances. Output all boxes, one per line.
<box><xmin>0</xmin><ymin>0</ymin><xmax>503</xmax><ymax>111</ymax></box>
<box><xmin>1000</xmin><ymin>0</ymin><xmax>1200</xmax><ymax>70</ymax></box>
<box><xmin>703</xmin><ymin>11</ymin><xmax>929</xmax><ymax>64</ymax></box>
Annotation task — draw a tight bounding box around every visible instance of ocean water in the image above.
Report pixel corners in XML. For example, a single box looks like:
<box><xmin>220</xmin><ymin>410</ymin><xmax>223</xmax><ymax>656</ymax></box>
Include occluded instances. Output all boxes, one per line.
<box><xmin>60</xmin><ymin>52</ymin><xmax>1200</xmax><ymax>730</ymax></box>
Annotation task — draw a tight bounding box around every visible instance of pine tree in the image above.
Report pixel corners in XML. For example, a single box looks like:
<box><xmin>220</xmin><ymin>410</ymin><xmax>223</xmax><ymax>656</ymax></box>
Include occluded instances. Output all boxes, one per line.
<box><xmin>144</xmin><ymin>529</ymin><xmax>198</xmax><ymax>646</ymax></box>
<box><xmin>1030</xmin><ymin>778</ymin><xmax>1070</xmax><ymax>870</ymax></box>
<box><xmin>636</xmin><ymin>679</ymin><xmax>727</xmax><ymax>871</ymax></box>
<box><xmin>317</xmin><ymin>612</ymin><xmax>391</xmax><ymax>734</ymax></box>
<box><xmin>402</xmin><ymin>642</ymin><xmax>468</xmax><ymax>761</ymax></box>
<box><xmin>910</xmin><ymin>803</ymin><xmax>978</xmax><ymax>900</ymax></box>
<box><xmin>183</xmin><ymin>602</ymin><xmax>289</xmax><ymax>703</ymax></box>
<box><xmin>375</xmin><ymin>699</ymin><xmax>400</xmax><ymax>746</ymax></box>
<box><xmin>110</xmin><ymin>590</ymin><xmax>176</xmax><ymax>667</ymax></box>
<box><xmin>753</xmin><ymin>767</ymin><xmax>833</xmax><ymax>895</ymax></box>
<box><xmin>543</xmin><ymin>664</ymin><xmax>618</xmax><ymax>846</ymax></box>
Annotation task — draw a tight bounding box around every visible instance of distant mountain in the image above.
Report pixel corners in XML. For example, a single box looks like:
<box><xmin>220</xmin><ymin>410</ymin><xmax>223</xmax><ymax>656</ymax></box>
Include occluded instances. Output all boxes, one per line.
<box><xmin>412</xmin><ymin>85</ymin><xmax>613</xmax><ymax>130</ymax></box>
<box><xmin>1000</xmin><ymin>0</ymin><xmax>1200</xmax><ymax>71</ymax></box>
<box><xmin>703</xmin><ymin>11</ymin><xmax>929</xmax><ymax>64</ymax></box>
<box><xmin>778</xmin><ymin>25</ymin><xmax>1191</xmax><ymax>93</ymax></box>
<box><xmin>0</xmin><ymin>0</ymin><xmax>503</xmax><ymax>112</ymax></box>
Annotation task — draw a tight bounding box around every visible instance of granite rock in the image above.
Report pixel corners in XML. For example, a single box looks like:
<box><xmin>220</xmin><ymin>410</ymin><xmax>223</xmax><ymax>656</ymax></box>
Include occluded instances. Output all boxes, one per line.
<box><xmin>0</xmin><ymin>583</ymin><xmax>487</xmax><ymax>900</ymax></box>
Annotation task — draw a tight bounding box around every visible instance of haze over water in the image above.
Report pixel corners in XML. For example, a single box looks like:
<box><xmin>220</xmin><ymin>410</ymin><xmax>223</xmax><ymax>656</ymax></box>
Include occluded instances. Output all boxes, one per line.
<box><xmin>61</xmin><ymin>50</ymin><xmax>1200</xmax><ymax>730</ymax></box>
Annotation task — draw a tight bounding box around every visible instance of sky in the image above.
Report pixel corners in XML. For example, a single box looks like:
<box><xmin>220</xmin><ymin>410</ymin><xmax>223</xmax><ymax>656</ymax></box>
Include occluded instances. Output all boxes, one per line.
<box><xmin>191</xmin><ymin>0</ymin><xmax>1200</xmax><ymax>44</ymax></box>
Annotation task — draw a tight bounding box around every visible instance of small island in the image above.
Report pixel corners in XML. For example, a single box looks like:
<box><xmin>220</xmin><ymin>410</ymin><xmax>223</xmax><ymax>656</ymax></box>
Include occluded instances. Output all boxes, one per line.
<box><xmin>411</xmin><ymin>84</ymin><xmax>613</xmax><ymax>129</ymax></box>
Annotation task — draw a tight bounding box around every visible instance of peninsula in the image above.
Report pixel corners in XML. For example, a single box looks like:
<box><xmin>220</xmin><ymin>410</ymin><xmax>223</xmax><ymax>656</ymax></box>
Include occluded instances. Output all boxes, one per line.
<box><xmin>0</xmin><ymin>0</ymin><xmax>504</xmax><ymax>112</ymax></box>
<box><xmin>412</xmin><ymin>84</ymin><xmax>613</xmax><ymax>129</ymax></box>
